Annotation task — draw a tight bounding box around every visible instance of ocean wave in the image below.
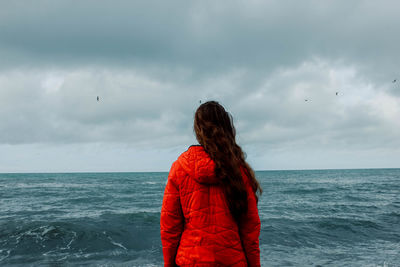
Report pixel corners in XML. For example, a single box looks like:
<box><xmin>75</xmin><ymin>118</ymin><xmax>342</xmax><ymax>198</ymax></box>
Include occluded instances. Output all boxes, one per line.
<box><xmin>314</xmin><ymin>217</ymin><xmax>380</xmax><ymax>231</ymax></box>
<box><xmin>281</xmin><ymin>187</ymin><xmax>333</xmax><ymax>194</ymax></box>
<box><xmin>1</xmin><ymin>170</ymin><xmax>400</xmax><ymax>265</ymax></box>
<box><xmin>379</xmin><ymin>211</ymin><xmax>400</xmax><ymax>227</ymax></box>
<box><xmin>0</xmin><ymin>212</ymin><xmax>162</xmax><ymax>265</ymax></box>
<box><xmin>259</xmin><ymin>215</ymin><xmax>391</xmax><ymax>249</ymax></box>
<box><xmin>344</xmin><ymin>194</ymin><xmax>373</xmax><ymax>202</ymax></box>
<box><xmin>2</xmin><ymin>182</ymin><xmax>105</xmax><ymax>189</ymax></box>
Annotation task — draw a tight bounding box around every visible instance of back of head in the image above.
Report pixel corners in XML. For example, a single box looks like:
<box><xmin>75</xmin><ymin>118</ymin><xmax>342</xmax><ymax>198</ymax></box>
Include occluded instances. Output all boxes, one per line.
<box><xmin>194</xmin><ymin>101</ymin><xmax>262</xmax><ymax>222</ymax></box>
<box><xmin>194</xmin><ymin>101</ymin><xmax>235</xmax><ymax>150</ymax></box>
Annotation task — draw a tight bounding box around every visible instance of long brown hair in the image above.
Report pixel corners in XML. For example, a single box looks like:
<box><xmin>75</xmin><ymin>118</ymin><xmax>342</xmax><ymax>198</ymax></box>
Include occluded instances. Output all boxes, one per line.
<box><xmin>194</xmin><ymin>101</ymin><xmax>262</xmax><ymax>222</ymax></box>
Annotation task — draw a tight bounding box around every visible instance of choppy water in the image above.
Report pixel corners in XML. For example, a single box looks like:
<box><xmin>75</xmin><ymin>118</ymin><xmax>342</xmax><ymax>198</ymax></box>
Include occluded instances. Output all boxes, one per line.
<box><xmin>1</xmin><ymin>169</ymin><xmax>399</xmax><ymax>266</ymax></box>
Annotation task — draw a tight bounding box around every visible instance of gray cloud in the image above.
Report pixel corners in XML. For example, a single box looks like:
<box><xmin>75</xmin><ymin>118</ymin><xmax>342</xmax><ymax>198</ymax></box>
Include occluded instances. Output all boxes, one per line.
<box><xmin>1</xmin><ymin>61</ymin><xmax>398</xmax><ymax>150</ymax></box>
<box><xmin>1</xmin><ymin>1</ymin><xmax>400</xmax><ymax>78</ymax></box>
<box><xmin>0</xmin><ymin>68</ymin><xmax>198</xmax><ymax>146</ymax></box>
<box><xmin>1</xmin><ymin>0</ymin><xmax>399</xmax><ymax>171</ymax></box>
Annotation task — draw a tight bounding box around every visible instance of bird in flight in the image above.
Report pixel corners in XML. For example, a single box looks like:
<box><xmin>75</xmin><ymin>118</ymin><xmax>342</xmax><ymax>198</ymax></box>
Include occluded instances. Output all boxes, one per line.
<box><xmin>97</xmin><ymin>96</ymin><xmax>99</xmax><ymax>102</ymax></box>
<box><xmin>304</xmin><ymin>99</ymin><xmax>309</xmax><ymax>102</ymax></box>
<box><xmin>336</xmin><ymin>92</ymin><xmax>338</xmax><ymax>96</ymax></box>
<box><xmin>393</xmin><ymin>79</ymin><xmax>397</xmax><ymax>83</ymax></box>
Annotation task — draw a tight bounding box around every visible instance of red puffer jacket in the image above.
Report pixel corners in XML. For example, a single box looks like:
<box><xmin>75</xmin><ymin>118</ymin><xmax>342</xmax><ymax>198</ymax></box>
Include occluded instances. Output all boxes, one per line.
<box><xmin>160</xmin><ymin>145</ymin><xmax>261</xmax><ymax>267</ymax></box>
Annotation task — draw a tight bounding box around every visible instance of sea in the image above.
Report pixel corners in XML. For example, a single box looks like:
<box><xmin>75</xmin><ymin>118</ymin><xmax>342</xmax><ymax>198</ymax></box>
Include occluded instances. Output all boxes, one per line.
<box><xmin>0</xmin><ymin>169</ymin><xmax>399</xmax><ymax>266</ymax></box>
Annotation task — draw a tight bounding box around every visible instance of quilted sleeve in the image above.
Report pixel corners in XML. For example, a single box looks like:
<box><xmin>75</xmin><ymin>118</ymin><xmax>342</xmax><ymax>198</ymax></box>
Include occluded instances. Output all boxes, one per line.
<box><xmin>239</xmin><ymin>177</ymin><xmax>261</xmax><ymax>267</ymax></box>
<box><xmin>160</xmin><ymin>161</ymin><xmax>184</xmax><ymax>267</ymax></box>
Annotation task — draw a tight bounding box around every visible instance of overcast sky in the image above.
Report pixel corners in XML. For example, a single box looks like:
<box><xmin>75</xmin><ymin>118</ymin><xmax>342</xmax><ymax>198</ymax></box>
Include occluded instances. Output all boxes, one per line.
<box><xmin>1</xmin><ymin>0</ymin><xmax>399</xmax><ymax>172</ymax></box>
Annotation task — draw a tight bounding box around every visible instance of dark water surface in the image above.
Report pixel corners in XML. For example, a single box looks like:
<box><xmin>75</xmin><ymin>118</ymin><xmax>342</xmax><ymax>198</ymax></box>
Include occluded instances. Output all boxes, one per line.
<box><xmin>1</xmin><ymin>169</ymin><xmax>399</xmax><ymax>266</ymax></box>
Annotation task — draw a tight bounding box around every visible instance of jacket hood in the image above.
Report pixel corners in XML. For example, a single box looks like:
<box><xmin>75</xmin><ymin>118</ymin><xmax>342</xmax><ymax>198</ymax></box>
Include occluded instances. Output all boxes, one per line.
<box><xmin>177</xmin><ymin>145</ymin><xmax>218</xmax><ymax>184</ymax></box>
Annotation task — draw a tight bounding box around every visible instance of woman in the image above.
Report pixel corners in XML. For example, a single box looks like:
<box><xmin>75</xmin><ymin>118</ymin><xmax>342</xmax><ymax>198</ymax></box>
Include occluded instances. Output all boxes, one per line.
<box><xmin>160</xmin><ymin>101</ymin><xmax>262</xmax><ymax>266</ymax></box>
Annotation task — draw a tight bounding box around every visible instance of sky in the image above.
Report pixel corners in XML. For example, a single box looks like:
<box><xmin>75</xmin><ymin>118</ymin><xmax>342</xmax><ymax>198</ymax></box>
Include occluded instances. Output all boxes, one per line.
<box><xmin>1</xmin><ymin>0</ymin><xmax>400</xmax><ymax>172</ymax></box>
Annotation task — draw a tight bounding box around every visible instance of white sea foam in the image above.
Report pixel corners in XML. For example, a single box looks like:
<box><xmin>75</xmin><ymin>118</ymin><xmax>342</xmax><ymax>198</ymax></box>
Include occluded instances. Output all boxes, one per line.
<box><xmin>0</xmin><ymin>249</ymin><xmax>11</xmax><ymax>262</ymax></box>
<box><xmin>141</xmin><ymin>181</ymin><xmax>158</xmax><ymax>185</ymax></box>
<box><xmin>106</xmin><ymin>235</ymin><xmax>127</xmax><ymax>250</ymax></box>
<box><xmin>110</xmin><ymin>241</ymin><xmax>127</xmax><ymax>250</ymax></box>
<box><xmin>65</xmin><ymin>231</ymin><xmax>77</xmax><ymax>250</ymax></box>
<box><xmin>41</xmin><ymin>225</ymin><xmax>56</xmax><ymax>236</ymax></box>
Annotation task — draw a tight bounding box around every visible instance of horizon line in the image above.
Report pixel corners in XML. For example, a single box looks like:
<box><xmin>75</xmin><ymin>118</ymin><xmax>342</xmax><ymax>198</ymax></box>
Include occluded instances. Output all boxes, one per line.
<box><xmin>1</xmin><ymin>167</ymin><xmax>399</xmax><ymax>174</ymax></box>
